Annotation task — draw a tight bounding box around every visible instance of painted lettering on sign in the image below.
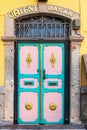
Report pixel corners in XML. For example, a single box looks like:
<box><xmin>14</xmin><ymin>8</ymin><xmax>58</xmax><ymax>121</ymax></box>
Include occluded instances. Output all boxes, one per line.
<box><xmin>8</xmin><ymin>5</ymin><xmax>38</xmax><ymax>18</ymax></box>
<box><xmin>48</xmin><ymin>5</ymin><xmax>73</xmax><ymax>17</ymax></box>
<box><xmin>8</xmin><ymin>5</ymin><xmax>73</xmax><ymax>19</ymax></box>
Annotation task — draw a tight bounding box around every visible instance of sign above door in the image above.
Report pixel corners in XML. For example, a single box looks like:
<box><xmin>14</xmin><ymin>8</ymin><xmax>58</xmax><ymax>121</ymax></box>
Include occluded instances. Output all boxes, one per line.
<box><xmin>7</xmin><ymin>4</ymin><xmax>79</xmax><ymax>19</ymax></box>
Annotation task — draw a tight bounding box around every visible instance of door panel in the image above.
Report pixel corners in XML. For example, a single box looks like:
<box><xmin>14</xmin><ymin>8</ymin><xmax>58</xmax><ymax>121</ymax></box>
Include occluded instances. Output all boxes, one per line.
<box><xmin>44</xmin><ymin>45</ymin><xmax>62</xmax><ymax>75</ymax></box>
<box><xmin>44</xmin><ymin>93</ymin><xmax>62</xmax><ymax>122</ymax></box>
<box><xmin>19</xmin><ymin>92</ymin><xmax>38</xmax><ymax>122</ymax></box>
<box><xmin>42</xmin><ymin>44</ymin><xmax>64</xmax><ymax>124</ymax></box>
<box><xmin>20</xmin><ymin>78</ymin><xmax>39</xmax><ymax>88</ymax></box>
<box><xmin>18</xmin><ymin>43</ymin><xmax>65</xmax><ymax>124</ymax></box>
<box><xmin>44</xmin><ymin>78</ymin><xmax>62</xmax><ymax>89</ymax></box>
<box><xmin>18</xmin><ymin>44</ymin><xmax>40</xmax><ymax>124</ymax></box>
<box><xmin>20</xmin><ymin>46</ymin><xmax>38</xmax><ymax>74</ymax></box>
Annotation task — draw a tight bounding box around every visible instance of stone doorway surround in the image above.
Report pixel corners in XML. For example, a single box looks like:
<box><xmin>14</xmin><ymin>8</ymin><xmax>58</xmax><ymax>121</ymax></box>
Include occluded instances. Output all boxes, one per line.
<box><xmin>1</xmin><ymin>3</ymin><xmax>84</xmax><ymax>124</ymax></box>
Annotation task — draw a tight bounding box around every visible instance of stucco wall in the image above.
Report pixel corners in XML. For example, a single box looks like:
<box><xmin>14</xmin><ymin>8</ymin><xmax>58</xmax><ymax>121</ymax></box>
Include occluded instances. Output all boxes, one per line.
<box><xmin>0</xmin><ymin>15</ymin><xmax>4</xmax><ymax>86</ymax></box>
<box><xmin>80</xmin><ymin>0</ymin><xmax>87</xmax><ymax>86</ymax></box>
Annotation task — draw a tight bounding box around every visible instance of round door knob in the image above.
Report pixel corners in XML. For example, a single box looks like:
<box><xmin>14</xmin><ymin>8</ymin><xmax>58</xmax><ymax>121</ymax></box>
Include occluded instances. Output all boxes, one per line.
<box><xmin>49</xmin><ymin>103</ymin><xmax>57</xmax><ymax>111</ymax></box>
<box><xmin>25</xmin><ymin>102</ymin><xmax>33</xmax><ymax>110</ymax></box>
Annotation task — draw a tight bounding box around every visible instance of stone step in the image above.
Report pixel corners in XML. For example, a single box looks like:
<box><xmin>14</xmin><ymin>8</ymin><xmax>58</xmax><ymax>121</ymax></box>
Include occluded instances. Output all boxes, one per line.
<box><xmin>0</xmin><ymin>124</ymin><xmax>86</xmax><ymax>130</ymax></box>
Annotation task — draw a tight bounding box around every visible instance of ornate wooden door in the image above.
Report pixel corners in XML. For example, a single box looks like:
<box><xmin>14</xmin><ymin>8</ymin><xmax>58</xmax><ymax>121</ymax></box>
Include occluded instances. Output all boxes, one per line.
<box><xmin>18</xmin><ymin>43</ymin><xmax>65</xmax><ymax>124</ymax></box>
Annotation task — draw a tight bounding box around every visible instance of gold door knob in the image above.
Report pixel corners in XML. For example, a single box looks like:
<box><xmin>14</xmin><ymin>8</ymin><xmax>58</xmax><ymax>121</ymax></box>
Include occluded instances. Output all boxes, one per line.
<box><xmin>49</xmin><ymin>103</ymin><xmax>57</xmax><ymax>111</ymax></box>
<box><xmin>25</xmin><ymin>102</ymin><xmax>33</xmax><ymax>110</ymax></box>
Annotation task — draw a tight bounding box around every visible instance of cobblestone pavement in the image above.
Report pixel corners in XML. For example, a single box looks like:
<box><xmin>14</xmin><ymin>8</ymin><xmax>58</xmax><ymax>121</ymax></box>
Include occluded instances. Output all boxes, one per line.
<box><xmin>0</xmin><ymin>124</ymin><xmax>87</xmax><ymax>130</ymax></box>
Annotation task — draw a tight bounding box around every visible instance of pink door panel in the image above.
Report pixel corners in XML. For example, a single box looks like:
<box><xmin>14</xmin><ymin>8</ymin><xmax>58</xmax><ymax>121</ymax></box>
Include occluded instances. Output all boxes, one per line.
<box><xmin>44</xmin><ymin>78</ymin><xmax>62</xmax><ymax>89</ymax></box>
<box><xmin>18</xmin><ymin>44</ymin><xmax>40</xmax><ymax>124</ymax></box>
<box><xmin>42</xmin><ymin>44</ymin><xmax>64</xmax><ymax>124</ymax></box>
<box><xmin>44</xmin><ymin>46</ymin><xmax>62</xmax><ymax>75</ymax></box>
<box><xmin>20</xmin><ymin>78</ymin><xmax>39</xmax><ymax>88</ymax></box>
<box><xmin>20</xmin><ymin>46</ymin><xmax>38</xmax><ymax>74</ymax></box>
<box><xmin>44</xmin><ymin>93</ymin><xmax>62</xmax><ymax>122</ymax></box>
<box><xmin>19</xmin><ymin>92</ymin><xmax>38</xmax><ymax>122</ymax></box>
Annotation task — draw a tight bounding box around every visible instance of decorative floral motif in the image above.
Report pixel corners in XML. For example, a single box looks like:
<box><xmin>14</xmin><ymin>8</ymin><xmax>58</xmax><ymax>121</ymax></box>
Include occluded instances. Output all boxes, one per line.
<box><xmin>26</xmin><ymin>53</ymin><xmax>32</xmax><ymax>67</ymax></box>
<box><xmin>50</xmin><ymin>53</ymin><xmax>56</xmax><ymax>68</ymax></box>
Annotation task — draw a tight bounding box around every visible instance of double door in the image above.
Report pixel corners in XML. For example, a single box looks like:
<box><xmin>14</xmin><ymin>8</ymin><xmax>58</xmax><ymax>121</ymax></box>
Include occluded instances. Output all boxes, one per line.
<box><xmin>18</xmin><ymin>43</ymin><xmax>65</xmax><ymax>124</ymax></box>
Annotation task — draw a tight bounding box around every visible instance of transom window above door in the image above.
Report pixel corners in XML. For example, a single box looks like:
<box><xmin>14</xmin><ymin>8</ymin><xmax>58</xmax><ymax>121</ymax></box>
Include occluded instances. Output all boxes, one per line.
<box><xmin>15</xmin><ymin>16</ymin><xmax>70</xmax><ymax>39</ymax></box>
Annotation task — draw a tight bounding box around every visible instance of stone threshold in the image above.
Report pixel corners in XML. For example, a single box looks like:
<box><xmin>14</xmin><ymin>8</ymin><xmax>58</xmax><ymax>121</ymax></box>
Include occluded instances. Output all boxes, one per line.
<box><xmin>0</xmin><ymin>124</ymin><xmax>86</xmax><ymax>129</ymax></box>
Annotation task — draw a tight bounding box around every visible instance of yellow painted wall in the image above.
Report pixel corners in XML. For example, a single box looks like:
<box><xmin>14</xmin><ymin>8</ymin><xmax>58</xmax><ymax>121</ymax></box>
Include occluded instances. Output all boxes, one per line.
<box><xmin>0</xmin><ymin>0</ymin><xmax>79</xmax><ymax>14</ymax></box>
<box><xmin>0</xmin><ymin>0</ymin><xmax>87</xmax><ymax>86</ymax></box>
<box><xmin>80</xmin><ymin>0</ymin><xmax>87</xmax><ymax>86</ymax></box>
<box><xmin>0</xmin><ymin>15</ymin><xmax>4</xmax><ymax>86</ymax></box>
